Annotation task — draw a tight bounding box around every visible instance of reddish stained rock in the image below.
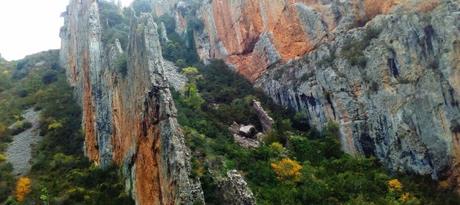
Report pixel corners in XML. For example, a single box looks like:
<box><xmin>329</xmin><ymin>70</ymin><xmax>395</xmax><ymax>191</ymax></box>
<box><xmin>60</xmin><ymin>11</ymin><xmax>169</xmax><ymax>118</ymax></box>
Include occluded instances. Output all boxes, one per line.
<box><xmin>193</xmin><ymin>0</ymin><xmax>403</xmax><ymax>82</ymax></box>
<box><xmin>82</xmin><ymin>49</ymin><xmax>100</xmax><ymax>163</ymax></box>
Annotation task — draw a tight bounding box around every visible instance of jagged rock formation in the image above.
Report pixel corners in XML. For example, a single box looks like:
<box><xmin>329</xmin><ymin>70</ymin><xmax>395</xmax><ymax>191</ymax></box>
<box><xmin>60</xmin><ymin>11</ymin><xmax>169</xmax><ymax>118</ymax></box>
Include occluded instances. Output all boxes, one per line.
<box><xmin>155</xmin><ymin>0</ymin><xmax>460</xmax><ymax>189</ymax></box>
<box><xmin>252</xmin><ymin>100</ymin><xmax>274</xmax><ymax>133</ymax></box>
<box><xmin>229</xmin><ymin>122</ymin><xmax>260</xmax><ymax>149</ymax></box>
<box><xmin>60</xmin><ymin>0</ymin><xmax>204</xmax><ymax>204</ymax></box>
<box><xmin>217</xmin><ymin>170</ymin><xmax>256</xmax><ymax>205</ymax></box>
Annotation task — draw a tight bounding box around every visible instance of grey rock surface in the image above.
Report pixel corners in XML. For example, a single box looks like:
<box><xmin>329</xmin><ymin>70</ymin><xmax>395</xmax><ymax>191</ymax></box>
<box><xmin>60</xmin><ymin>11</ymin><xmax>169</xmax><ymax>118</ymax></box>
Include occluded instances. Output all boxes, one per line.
<box><xmin>256</xmin><ymin>0</ymin><xmax>460</xmax><ymax>180</ymax></box>
<box><xmin>6</xmin><ymin>109</ymin><xmax>42</xmax><ymax>176</ymax></box>
<box><xmin>163</xmin><ymin>60</ymin><xmax>187</xmax><ymax>91</ymax></box>
<box><xmin>218</xmin><ymin>170</ymin><xmax>257</xmax><ymax>205</ymax></box>
<box><xmin>252</xmin><ymin>100</ymin><xmax>274</xmax><ymax>133</ymax></box>
<box><xmin>239</xmin><ymin>125</ymin><xmax>257</xmax><ymax>138</ymax></box>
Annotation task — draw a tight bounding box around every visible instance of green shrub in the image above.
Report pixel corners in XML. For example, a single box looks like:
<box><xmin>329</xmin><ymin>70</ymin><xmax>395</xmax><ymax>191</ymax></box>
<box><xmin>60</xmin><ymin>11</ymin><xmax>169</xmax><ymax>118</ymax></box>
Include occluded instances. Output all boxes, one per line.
<box><xmin>158</xmin><ymin>14</ymin><xmax>176</xmax><ymax>34</ymax></box>
<box><xmin>132</xmin><ymin>0</ymin><xmax>152</xmax><ymax>15</ymax></box>
<box><xmin>340</xmin><ymin>27</ymin><xmax>381</xmax><ymax>67</ymax></box>
<box><xmin>41</xmin><ymin>71</ymin><xmax>57</xmax><ymax>85</ymax></box>
<box><xmin>114</xmin><ymin>53</ymin><xmax>128</xmax><ymax>76</ymax></box>
<box><xmin>10</xmin><ymin>121</ymin><xmax>33</xmax><ymax>135</ymax></box>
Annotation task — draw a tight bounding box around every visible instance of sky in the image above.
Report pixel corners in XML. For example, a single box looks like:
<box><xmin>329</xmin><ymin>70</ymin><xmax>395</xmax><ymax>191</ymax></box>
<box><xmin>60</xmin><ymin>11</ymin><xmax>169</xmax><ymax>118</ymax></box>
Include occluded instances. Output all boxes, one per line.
<box><xmin>0</xmin><ymin>0</ymin><xmax>134</xmax><ymax>61</ymax></box>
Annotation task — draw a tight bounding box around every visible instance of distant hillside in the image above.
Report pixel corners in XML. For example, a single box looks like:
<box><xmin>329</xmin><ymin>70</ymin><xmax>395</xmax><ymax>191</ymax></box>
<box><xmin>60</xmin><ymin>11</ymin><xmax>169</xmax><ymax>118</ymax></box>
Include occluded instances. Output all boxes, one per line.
<box><xmin>12</xmin><ymin>50</ymin><xmax>60</xmax><ymax>79</ymax></box>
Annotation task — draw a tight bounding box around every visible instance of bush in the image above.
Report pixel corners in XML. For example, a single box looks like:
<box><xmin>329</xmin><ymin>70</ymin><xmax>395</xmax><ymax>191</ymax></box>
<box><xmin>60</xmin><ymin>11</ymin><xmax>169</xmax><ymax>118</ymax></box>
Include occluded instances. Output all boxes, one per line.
<box><xmin>340</xmin><ymin>27</ymin><xmax>381</xmax><ymax>67</ymax></box>
<box><xmin>99</xmin><ymin>1</ymin><xmax>130</xmax><ymax>49</ymax></box>
<box><xmin>16</xmin><ymin>90</ymin><xmax>28</xmax><ymax>98</ymax></box>
<box><xmin>132</xmin><ymin>0</ymin><xmax>152</xmax><ymax>15</ymax></box>
<box><xmin>15</xmin><ymin>177</ymin><xmax>32</xmax><ymax>202</ymax></box>
<box><xmin>114</xmin><ymin>53</ymin><xmax>128</xmax><ymax>76</ymax></box>
<box><xmin>41</xmin><ymin>71</ymin><xmax>57</xmax><ymax>85</ymax></box>
<box><xmin>0</xmin><ymin>163</ymin><xmax>15</xmax><ymax>202</ymax></box>
<box><xmin>158</xmin><ymin>14</ymin><xmax>176</xmax><ymax>34</ymax></box>
<box><xmin>10</xmin><ymin>121</ymin><xmax>33</xmax><ymax>135</ymax></box>
<box><xmin>271</xmin><ymin>158</ymin><xmax>303</xmax><ymax>182</ymax></box>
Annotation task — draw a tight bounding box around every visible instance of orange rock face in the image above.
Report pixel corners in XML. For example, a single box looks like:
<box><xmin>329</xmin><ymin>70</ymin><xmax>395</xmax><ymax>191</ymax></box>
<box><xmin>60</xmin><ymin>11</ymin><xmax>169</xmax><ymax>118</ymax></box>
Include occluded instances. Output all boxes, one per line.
<box><xmin>135</xmin><ymin>125</ymin><xmax>163</xmax><ymax>205</ymax></box>
<box><xmin>80</xmin><ymin>15</ymin><xmax>100</xmax><ymax>163</ymax></box>
<box><xmin>193</xmin><ymin>0</ymin><xmax>402</xmax><ymax>81</ymax></box>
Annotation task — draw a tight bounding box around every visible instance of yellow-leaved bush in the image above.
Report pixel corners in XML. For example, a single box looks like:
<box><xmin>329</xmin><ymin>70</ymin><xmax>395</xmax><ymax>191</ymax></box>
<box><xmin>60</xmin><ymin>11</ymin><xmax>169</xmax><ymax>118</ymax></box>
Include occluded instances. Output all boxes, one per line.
<box><xmin>271</xmin><ymin>158</ymin><xmax>302</xmax><ymax>182</ymax></box>
<box><xmin>15</xmin><ymin>177</ymin><xmax>31</xmax><ymax>202</ymax></box>
<box><xmin>387</xmin><ymin>179</ymin><xmax>403</xmax><ymax>191</ymax></box>
<box><xmin>48</xmin><ymin>120</ymin><xmax>63</xmax><ymax>130</ymax></box>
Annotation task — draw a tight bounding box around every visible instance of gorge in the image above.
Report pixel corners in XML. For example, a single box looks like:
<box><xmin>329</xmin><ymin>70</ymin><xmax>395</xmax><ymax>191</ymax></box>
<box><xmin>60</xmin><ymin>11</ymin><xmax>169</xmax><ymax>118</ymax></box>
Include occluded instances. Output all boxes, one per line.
<box><xmin>0</xmin><ymin>0</ymin><xmax>459</xmax><ymax>204</ymax></box>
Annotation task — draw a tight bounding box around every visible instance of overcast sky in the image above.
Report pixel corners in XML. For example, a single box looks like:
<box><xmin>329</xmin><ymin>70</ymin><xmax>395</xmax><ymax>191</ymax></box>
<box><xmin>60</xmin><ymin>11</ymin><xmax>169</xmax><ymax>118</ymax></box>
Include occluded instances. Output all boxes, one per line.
<box><xmin>0</xmin><ymin>0</ymin><xmax>134</xmax><ymax>61</ymax></box>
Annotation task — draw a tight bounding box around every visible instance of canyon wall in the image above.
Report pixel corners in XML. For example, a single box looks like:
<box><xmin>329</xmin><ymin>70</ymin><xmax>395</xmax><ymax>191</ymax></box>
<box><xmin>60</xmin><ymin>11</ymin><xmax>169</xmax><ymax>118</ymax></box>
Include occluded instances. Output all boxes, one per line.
<box><xmin>161</xmin><ymin>0</ymin><xmax>409</xmax><ymax>81</ymax></box>
<box><xmin>159</xmin><ymin>0</ymin><xmax>460</xmax><ymax>188</ymax></box>
<box><xmin>60</xmin><ymin>0</ymin><xmax>204</xmax><ymax>204</ymax></box>
<box><xmin>256</xmin><ymin>0</ymin><xmax>460</xmax><ymax>180</ymax></box>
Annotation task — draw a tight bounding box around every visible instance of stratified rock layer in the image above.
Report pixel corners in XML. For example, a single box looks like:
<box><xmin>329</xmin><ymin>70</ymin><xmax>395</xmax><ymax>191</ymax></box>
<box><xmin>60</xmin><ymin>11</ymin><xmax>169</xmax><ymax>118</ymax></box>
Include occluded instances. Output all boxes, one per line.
<box><xmin>60</xmin><ymin>0</ymin><xmax>204</xmax><ymax>204</ymax></box>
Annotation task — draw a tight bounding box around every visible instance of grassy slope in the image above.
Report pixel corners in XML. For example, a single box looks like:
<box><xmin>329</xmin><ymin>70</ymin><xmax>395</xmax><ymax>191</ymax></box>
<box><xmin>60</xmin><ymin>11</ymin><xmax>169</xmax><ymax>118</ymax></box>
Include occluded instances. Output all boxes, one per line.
<box><xmin>0</xmin><ymin>57</ymin><xmax>133</xmax><ymax>204</ymax></box>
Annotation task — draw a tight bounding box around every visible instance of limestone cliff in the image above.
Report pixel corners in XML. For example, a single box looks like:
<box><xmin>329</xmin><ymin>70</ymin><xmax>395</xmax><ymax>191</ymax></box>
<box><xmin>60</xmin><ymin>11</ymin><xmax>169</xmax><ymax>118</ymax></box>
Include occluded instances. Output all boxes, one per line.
<box><xmin>60</xmin><ymin>0</ymin><xmax>204</xmax><ymax>204</ymax></box>
<box><xmin>160</xmin><ymin>0</ymin><xmax>421</xmax><ymax>82</ymax></box>
<box><xmin>156</xmin><ymin>0</ymin><xmax>460</xmax><ymax>189</ymax></box>
<box><xmin>256</xmin><ymin>0</ymin><xmax>460</xmax><ymax>185</ymax></box>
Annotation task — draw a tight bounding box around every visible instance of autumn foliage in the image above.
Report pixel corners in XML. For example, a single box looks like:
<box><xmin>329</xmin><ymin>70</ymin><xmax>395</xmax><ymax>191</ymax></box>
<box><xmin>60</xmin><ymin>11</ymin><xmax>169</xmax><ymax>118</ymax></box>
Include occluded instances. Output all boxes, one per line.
<box><xmin>15</xmin><ymin>177</ymin><xmax>31</xmax><ymax>202</ymax></box>
<box><xmin>387</xmin><ymin>179</ymin><xmax>403</xmax><ymax>191</ymax></box>
<box><xmin>271</xmin><ymin>158</ymin><xmax>302</xmax><ymax>182</ymax></box>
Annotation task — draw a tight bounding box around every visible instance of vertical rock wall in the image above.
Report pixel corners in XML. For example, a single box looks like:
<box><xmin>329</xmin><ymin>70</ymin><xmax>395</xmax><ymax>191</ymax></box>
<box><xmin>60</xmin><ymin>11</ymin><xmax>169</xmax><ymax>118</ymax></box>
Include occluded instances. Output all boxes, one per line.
<box><xmin>255</xmin><ymin>0</ymin><xmax>460</xmax><ymax>185</ymax></box>
<box><xmin>60</xmin><ymin>0</ymin><xmax>204</xmax><ymax>204</ymax></box>
<box><xmin>161</xmin><ymin>0</ymin><xmax>406</xmax><ymax>81</ymax></box>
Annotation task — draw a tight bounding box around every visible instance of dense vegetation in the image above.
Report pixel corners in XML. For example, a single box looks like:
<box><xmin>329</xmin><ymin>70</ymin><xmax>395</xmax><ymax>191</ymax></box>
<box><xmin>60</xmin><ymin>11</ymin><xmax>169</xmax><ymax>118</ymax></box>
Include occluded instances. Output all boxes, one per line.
<box><xmin>171</xmin><ymin>60</ymin><xmax>460</xmax><ymax>205</ymax></box>
<box><xmin>0</xmin><ymin>55</ymin><xmax>133</xmax><ymax>204</ymax></box>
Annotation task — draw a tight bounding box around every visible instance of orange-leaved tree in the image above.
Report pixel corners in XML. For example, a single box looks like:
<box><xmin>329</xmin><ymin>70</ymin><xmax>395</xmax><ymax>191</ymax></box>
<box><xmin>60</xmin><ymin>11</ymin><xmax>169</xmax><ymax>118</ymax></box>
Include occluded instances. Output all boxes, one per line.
<box><xmin>15</xmin><ymin>176</ymin><xmax>31</xmax><ymax>202</ymax></box>
<box><xmin>271</xmin><ymin>158</ymin><xmax>302</xmax><ymax>182</ymax></box>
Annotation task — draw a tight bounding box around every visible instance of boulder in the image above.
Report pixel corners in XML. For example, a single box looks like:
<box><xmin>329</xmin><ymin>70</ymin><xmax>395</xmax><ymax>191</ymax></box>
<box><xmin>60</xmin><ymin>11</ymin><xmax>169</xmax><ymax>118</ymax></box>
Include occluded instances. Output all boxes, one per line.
<box><xmin>239</xmin><ymin>125</ymin><xmax>257</xmax><ymax>138</ymax></box>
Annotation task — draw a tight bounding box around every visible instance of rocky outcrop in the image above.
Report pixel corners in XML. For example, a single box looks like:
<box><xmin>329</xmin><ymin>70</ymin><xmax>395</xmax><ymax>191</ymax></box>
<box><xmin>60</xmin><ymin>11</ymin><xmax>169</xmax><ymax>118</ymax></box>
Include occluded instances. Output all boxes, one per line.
<box><xmin>218</xmin><ymin>170</ymin><xmax>256</xmax><ymax>205</ymax></box>
<box><xmin>255</xmin><ymin>0</ymin><xmax>460</xmax><ymax>186</ymax></box>
<box><xmin>60</xmin><ymin>0</ymin><xmax>204</xmax><ymax>204</ymax></box>
<box><xmin>252</xmin><ymin>100</ymin><xmax>274</xmax><ymax>133</ymax></box>
<box><xmin>229</xmin><ymin>122</ymin><xmax>261</xmax><ymax>149</ymax></box>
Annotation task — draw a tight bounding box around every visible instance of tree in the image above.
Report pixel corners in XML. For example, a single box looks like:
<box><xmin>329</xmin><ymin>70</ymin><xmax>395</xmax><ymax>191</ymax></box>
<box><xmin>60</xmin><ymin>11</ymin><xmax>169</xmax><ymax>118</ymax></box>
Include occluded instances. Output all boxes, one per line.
<box><xmin>0</xmin><ymin>154</ymin><xmax>6</xmax><ymax>162</ymax></box>
<box><xmin>0</xmin><ymin>123</ymin><xmax>7</xmax><ymax>137</ymax></box>
<box><xmin>271</xmin><ymin>158</ymin><xmax>302</xmax><ymax>182</ymax></box>
<box><xmin>132</xmin><ymin>0</ymin><xmax>152</xmax><ymax>15</ymax></box>
<box><xmin>15</xmin><ymin>177</ymin><xmax>31</xmax><ymax>202</ymax></box>
<box><xmin>387</xmin><ymin>179</ymin><xmax>402</xmax><ymax>192</ymax></box>
<box><xmin>181</xmin><ymin>66</ymin><xmax>200</xmax><ymax>82</ymax></box>
<box><xmin>183</xmin><ymin>83</ymin><xmax>204</xmax><ymax>110</ymax></box>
